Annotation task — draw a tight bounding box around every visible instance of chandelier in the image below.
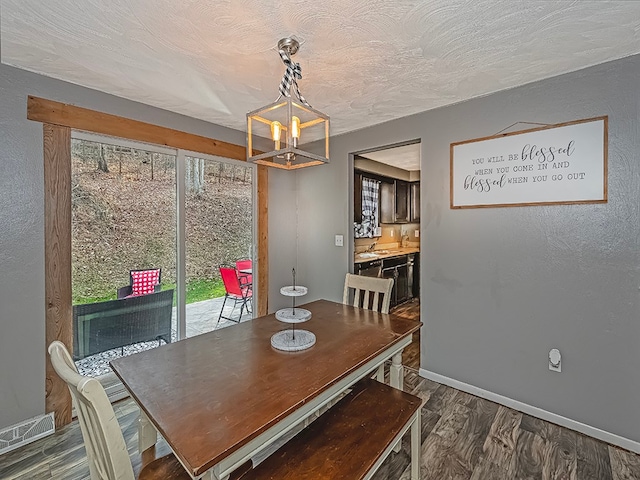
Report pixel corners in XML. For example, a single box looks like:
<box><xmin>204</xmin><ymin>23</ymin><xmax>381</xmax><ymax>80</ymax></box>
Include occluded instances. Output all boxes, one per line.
<box><xmin>247</xmin><ymin>37</ymin><xmax>330</xmax><ymax>170</ymax></box>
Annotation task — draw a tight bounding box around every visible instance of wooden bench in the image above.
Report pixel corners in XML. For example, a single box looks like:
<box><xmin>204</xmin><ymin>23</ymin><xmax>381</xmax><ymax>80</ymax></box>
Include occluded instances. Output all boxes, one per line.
<box><xmin>234</xmin><ymin>378</ymin><xmax>422</xmax><ymax>480</ymax></box>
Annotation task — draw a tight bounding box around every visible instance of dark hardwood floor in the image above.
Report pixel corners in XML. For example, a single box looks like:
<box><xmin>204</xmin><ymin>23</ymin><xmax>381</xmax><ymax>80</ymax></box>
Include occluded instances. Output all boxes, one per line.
<box><xmin>2</xmin><ymin>298</ymin><xmax>639</xmax><ymax>480</ymax></box>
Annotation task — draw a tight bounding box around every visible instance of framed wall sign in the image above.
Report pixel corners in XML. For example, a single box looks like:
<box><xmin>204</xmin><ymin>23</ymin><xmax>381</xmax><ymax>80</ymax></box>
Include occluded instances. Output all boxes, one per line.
<box><xmin>450</xmin><ymin>116</ymin><xmax>608</xmax><ymax>209</ymax></box>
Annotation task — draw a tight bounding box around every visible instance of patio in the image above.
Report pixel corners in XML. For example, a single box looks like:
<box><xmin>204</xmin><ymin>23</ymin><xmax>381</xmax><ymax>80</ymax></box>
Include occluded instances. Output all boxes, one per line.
<box><xmin>75</xmin><ymin>296</ymin><xmax>253</xmax><ymax>377</ymax></box>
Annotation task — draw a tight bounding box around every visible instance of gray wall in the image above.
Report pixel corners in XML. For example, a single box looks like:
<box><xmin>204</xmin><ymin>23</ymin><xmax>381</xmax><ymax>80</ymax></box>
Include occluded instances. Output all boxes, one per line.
<box><xmin>285</xmin><ymin>55</ymin><xmax>640</xmax><ymax>443</ymax></box>
<box><xmin>0</xmin><ymin>63</ymin><xmax>254</xmax><ymax>429</ymax></box>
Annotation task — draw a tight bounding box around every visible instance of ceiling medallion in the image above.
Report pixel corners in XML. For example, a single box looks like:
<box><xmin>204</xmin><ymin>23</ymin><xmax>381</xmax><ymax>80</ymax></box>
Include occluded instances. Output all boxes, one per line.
<box><xmin>247</xmin><ymin>37</ymin><xmax>330</xmax><ymax>170</ymax></box>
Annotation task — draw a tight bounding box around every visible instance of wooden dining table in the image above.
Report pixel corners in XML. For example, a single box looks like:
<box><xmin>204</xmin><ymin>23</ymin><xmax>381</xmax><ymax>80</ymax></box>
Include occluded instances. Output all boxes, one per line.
<box><xmin>110</xmin><ymin>299</ymin><xmax>421</xmax><ymax>480</ymax></box>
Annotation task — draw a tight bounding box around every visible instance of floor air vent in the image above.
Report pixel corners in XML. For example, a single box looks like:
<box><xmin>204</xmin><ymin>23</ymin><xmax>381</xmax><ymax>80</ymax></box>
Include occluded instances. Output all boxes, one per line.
<box><xmin>0</xmin><ymin>412</ymin><xmax>55</xmax><ymax>455</ymax></box>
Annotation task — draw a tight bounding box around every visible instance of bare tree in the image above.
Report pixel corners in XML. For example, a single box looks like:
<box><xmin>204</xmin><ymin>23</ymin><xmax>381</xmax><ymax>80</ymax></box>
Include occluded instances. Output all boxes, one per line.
<box><xmin>186</xmin><ymin>157</ymin><xmax>205</xmax><ymax>194</ymax></box>
<box><xmin>97</xmin><ymin>143</ymin><xmax>109</xmax><ymax>172</ymax></box>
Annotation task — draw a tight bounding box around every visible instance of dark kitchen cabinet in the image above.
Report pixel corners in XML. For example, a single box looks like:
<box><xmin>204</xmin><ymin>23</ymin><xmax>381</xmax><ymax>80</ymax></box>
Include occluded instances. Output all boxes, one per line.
<box><xmin>380</xmin><ymin>181</ymin><xmax>395</xmax><ymax>224</ymax></box>
<box><xmin>380</xmin><ymin>180</ymin><xmax>410</xmax><ymax>224</ymax></box>
<box><xmin>410</xmin><ymin>252</ymin><xmax>419</xmax><ymax>297</ymax></box>
<box><xmin>356</xmin><ymin>171</ymin><xmax>419</xmax><ymax>225</ymax></box>
<box><xmin>382</xmin><ymin>254</ymin><xmax>412</xmax><ymax>307</ymax></box>
<box><xmin>395</xmin><ymin>180</ymin><xmax>409</xmax><ymax>223</ymax></box>
<box><xmin>410</xmin><ymin>182</ymin><xmax>420</xmax><ymax>222</ymax></box>
<box><xmin>354</xmin><ymin>172</ymin><xmax>363</xmax><ymax>223</ymax></box>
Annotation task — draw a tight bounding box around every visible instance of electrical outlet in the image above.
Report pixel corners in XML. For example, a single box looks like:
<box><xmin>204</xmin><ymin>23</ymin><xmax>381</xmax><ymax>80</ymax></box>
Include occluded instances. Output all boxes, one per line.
<box><xmin>334</xmin><ymin>234</ymin><xmax>343</xmax><ymax>247</ymax></box>
<box><xmin>415</xmin><ymin>230</ymin><xmax>420</xmax><ymax>238</ymax></box>
<box><xmin>549</xmin><ymin>349</ymin><xmax>561</xmax><ymax>372</ymax></box>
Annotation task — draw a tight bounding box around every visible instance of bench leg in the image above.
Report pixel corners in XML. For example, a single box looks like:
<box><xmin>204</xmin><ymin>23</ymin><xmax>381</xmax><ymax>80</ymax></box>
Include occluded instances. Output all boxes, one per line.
<box><xmin>138</xmin><ymin>410</ymin><xmax>158</xmax><ymax>453</ymax></box>
<box><xmin>390</xmin><ymin>351</ymin><xmax>404</xmax><ymax>452</ymax></box>
<box><xmin>411</xmin><ymin>409</ymin><xmax>421</xmax><ymax>480</ymax></box>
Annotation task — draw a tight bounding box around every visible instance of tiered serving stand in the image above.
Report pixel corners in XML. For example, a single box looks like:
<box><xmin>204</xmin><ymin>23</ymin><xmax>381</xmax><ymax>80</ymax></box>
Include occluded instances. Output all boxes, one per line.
<box><xmin>271</xmin><ymin>269</ymin><xmax>316</xmax><ymax>351</ymax></box>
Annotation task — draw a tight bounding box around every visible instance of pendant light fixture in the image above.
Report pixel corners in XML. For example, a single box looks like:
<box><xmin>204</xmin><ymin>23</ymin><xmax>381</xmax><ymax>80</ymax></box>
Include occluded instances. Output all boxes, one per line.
<box><xmin>247</xmin><ymin>37</ymin><xmax>330</xmax><ymax>170</ymax></box>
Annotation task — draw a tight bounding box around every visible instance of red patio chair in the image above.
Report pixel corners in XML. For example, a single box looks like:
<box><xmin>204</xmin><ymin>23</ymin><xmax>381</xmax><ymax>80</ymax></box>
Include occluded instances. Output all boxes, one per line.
<box><xmin>117</xmin><ymin>268</ymin><xmax>162</xmax><ymax>299</ymax></box>
<box><xmin>235</xmin><ymin>259</ymin><xmax>253</xmax><ymax>287</ymax></box>
<box><xmin>218</xmin><ymin>266</ymin><xmax>252</xmax><ymax>327</ymax></box>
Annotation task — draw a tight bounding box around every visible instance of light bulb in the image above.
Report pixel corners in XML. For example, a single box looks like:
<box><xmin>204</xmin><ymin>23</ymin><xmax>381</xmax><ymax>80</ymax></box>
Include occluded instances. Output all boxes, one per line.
<box><xmin>271</xmin><ymin>121</ymin><xmax>282</xmax><ymax>150</ymax></box>
<box><xmin>291</xmin><ymin>116</ymin><xmax>300</xmax><ymax>147</ymax></box>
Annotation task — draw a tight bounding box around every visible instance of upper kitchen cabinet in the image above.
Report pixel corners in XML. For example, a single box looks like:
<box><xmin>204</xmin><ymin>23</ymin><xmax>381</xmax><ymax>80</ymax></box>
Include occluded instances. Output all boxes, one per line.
<box><xmin>395</xmin><ymin>180</ymin><xmax>409</xmax><ymax>223</ymax></box>
<box><xmin>380</xmin><ymin>179</ymin><xmax>415</xmax><ymax>224</ymax></box>
<box><xmin>410</xmin><ymin>182</ymin><xmax>420</xmax><ymax>222</ymax></box>
<box><xmin>354</xmin><ymin>171</ymin><xmax>363</xmax><ymax>223</ymax></box>
<box><xmin>380</xmin><ymin>180</ymin><xmax>395</xmax><ymax>224</ymax></box>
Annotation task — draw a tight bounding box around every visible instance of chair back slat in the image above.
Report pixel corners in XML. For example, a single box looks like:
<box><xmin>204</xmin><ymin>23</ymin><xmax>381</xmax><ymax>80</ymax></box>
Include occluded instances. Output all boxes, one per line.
<box><xmin>351</xmin><ymin>287</ymin><xmax>360</xmax><ymax>308</ymax></box>
<box><xmin>343</xmin><ymin>274</ymin><xmax>394</xmax><ymax>314</ymax></box>
<box><xmin>48</xmin><ymin>341</ymin><xmax>135</xmax><ymax>480</ymax></box>
<box><xmin>372</xmin><ymin>292</ymin><xmax>380</xmax><ymax>309</ymax></box>
<box><xmin>363</xmin><ymin>290</ymin><xmax>370</xmax><ymax>309</ymax></box>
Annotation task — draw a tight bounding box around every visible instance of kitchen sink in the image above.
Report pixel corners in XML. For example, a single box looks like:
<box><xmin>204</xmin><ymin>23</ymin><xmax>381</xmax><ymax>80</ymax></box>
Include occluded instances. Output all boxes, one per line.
<box><xmin>357</xmin><ymin>249</ymin><xmax>407</xmax><ymax>259</ymax></box>
<box><xmin>357</xmin><ymin>252</ymin><xmax>379</xmax><ymax>258</ymax></box>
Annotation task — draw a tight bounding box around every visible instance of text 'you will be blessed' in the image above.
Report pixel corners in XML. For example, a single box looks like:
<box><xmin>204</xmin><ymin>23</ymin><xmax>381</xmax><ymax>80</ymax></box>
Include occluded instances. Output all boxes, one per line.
<box><xmin>463</xmin><ymin>140</ymin><xmax>586</xmax><ymax>193</ymax></box>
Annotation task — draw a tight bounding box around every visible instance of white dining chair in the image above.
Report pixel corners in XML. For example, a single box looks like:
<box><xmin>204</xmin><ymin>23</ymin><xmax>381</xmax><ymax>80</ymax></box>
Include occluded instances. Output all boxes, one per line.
<box><xmin>343</xmin><ymin>273</ymin><xmax>394</xmax><ymax>382</ymax></box>
<box><xmin>47</xmin><ymin>341</ymin><xmax>190</xmax><ymax>480</ymax></box>
<box><xmin>343</xmin><ymin>273</ymin><xmax>394</xmax><ymax>314</ymax></box>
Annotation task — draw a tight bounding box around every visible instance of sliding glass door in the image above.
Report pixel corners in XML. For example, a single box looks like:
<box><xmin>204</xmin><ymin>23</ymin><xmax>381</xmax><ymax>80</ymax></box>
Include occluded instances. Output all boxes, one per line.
<box><xmin>182</xmin><ymin>153</ymin><xmax>254</xmax><ymax>337</ymax></box>
<box><xmin>71</xmin><ymin>133</ymin><xmax>177</xmax><ymax>397</ymax></box>
<box><xmin>70</xmin><ymin>133</ymin><xmax>256</xmax><ymax>400</ymax></box>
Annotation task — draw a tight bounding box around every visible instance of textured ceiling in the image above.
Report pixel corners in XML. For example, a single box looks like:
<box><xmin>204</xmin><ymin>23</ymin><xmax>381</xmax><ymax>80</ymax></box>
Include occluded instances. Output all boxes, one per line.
<box><xmin>2</xmin><ymin>0</ymin><xmax>640</xmax><ymax>138</ymax></box>
<box><xmin>360</xmin><ymin>143</ymin><xmax>421</xmax><ymax>171</ymax></box>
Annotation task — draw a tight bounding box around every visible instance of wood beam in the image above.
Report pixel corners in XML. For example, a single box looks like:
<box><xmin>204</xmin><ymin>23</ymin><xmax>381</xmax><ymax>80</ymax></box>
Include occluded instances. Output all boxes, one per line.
<box><xmin>27</xmin><ymin>96</ymin><xmax>246</xmax><ymax>161</ymax></box>
<box><xmin>43</xmin><ymin>124</ymin><xmax>72</xmax><ymax>428</ymax></box>
<box><xmin>257</xmin><ymin>165</ymin><xmax>268</xmax><ymax>316</ymax></box>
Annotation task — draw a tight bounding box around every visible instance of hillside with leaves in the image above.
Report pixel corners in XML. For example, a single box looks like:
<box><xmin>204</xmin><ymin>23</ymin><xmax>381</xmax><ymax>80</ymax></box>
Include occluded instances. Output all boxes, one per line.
<box><xmin>71</xmin><ymin>139</ymin><xmax>252</xmax><ymax>304</ymax></box>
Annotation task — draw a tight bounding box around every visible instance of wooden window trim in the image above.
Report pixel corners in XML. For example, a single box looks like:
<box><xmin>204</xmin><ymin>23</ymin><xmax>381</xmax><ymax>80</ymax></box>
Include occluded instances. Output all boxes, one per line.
<box><xmin>29</xmin><ymin>96</ymin><xmax>268</xmax><ymax>426</ymax></box>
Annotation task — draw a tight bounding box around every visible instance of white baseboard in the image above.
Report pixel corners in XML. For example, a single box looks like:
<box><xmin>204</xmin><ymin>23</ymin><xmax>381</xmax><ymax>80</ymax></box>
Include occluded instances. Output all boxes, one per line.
<box><xmin>419</xmin><ymin>368</ymin><xmax>640</xmax><ymax>454</ymax></box>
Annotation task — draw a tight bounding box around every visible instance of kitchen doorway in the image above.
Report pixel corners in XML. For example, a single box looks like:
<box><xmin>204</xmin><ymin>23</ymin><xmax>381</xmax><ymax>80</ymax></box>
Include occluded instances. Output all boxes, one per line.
<box><xmin>352</xmin><ymin>140</ymin><xmax>421</xmax><ymax>369</ymax></box>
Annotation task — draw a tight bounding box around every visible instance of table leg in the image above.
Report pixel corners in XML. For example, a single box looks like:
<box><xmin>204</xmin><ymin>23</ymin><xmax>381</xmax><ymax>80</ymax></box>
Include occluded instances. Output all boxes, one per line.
<box><xmin>138</xmin><ymin>410</ymin><xmax>158</xmax><ymax>453</ymax></box>
<box><xmin>390</xmin><ymin>351</ymin><xmax>404</xmax><ymax>452</ymax></box>
<box><xmin>390</xmin><ymin>351</ymin><xmax>404</xmax><ymax>391</ymax></box>
<box><xmin>411</xmin><ymin>409</ymin><xmax>421</xmax><ymax>480</ymax></box>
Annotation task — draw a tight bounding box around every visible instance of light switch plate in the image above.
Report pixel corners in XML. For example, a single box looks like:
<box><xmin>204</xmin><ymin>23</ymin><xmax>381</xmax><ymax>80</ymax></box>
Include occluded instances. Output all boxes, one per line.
<box><xmin>415</xmin><ymin>230</ymin><xmax>420</xmax><ymax>238</ymax></box>
<box><xmin>335</xmin><ymin>234</ymin><xmax>344</xmax><ymax>247</ymax></box>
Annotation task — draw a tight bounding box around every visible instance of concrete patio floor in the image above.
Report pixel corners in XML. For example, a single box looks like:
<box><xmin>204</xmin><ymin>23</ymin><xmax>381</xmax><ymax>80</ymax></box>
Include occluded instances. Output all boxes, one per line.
<box><xmin>75</xmin><ymin>296</ymin><xmax>253</xmax><ymax>377</ymax></box>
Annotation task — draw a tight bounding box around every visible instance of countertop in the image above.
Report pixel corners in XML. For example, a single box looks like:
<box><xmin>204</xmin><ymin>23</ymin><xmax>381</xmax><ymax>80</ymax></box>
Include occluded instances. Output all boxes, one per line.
<box><xmin>354</xmin><ymin>246</ymin><xmax>420</xmax><ymax>264</ymax></box>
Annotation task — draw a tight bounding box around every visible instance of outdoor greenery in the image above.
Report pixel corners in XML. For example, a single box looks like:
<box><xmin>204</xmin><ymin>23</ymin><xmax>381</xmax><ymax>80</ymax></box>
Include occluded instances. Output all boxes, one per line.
<box><xmin>71</xmin><ymin>139</ymin><xmax>252</xmax><ymax>305</ymax></box>
<box><xmin>71</xmin><ymin>278</ymin><xmax>226</xmax><ymax>305</ymax></box>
